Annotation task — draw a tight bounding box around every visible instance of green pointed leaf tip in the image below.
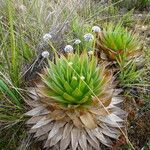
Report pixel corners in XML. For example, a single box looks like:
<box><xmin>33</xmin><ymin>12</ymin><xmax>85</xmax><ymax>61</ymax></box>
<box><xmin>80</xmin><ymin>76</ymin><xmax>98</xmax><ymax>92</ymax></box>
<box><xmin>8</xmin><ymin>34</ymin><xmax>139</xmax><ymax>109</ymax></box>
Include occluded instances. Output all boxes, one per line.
<box><xmin>42</xmin><ymin>53</ymin><xmax>108</xmax><ymax>107</ymax></box>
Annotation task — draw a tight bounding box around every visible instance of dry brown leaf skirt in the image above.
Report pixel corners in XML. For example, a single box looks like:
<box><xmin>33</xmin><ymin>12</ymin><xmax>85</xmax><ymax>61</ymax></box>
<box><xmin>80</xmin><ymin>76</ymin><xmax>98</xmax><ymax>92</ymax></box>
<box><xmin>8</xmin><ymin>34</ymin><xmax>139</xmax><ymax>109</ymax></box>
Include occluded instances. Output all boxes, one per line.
<box><xmin>25</xmin><ymin>86</ymin><xmax>126</xmax><ymax>150</ymax></box>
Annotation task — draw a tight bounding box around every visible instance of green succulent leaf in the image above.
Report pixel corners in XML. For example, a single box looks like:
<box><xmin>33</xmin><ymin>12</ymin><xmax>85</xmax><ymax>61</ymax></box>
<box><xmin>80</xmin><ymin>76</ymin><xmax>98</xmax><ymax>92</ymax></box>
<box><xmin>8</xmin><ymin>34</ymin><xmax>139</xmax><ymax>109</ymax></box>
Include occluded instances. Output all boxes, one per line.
<box><xmin>100</xmin><ymin>23</ymin><xmax>141</xmax><ymax>61</ymax></box>
<box><xmin>72</xmin><ymin>88</ymin><xmax>83</xmax><ymax>98</ymax></box>
<box><xmin>42</xmin><ymin>53</ymin><xmax>109</xmax><ymax>107</ymax></box>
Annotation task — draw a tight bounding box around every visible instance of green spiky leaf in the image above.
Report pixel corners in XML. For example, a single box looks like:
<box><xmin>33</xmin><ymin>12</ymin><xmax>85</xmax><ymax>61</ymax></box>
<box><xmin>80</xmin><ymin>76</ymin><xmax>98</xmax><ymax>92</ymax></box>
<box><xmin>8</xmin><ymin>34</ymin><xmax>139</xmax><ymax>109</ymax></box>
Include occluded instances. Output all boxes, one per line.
<box><xmin>41</xmin><ymin>53</ymin><xmax>109</xmax><ymax>107</ymax></box>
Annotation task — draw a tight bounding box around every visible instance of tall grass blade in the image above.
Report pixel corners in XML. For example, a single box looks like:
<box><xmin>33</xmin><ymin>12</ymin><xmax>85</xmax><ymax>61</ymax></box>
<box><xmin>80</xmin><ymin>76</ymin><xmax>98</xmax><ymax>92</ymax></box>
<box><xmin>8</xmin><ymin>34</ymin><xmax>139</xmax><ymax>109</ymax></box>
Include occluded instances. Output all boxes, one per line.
<box><xmin>0</xmin><ymin>79</ymin><xmax>22</xmax><ymax>107</ymax></box>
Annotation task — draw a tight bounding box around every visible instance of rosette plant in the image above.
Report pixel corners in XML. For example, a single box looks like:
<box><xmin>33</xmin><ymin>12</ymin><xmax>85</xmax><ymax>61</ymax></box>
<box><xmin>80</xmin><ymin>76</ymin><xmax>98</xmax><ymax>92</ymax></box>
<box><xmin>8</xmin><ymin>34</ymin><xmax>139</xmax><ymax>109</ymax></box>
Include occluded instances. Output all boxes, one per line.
<box><xmin>25</xmin><ymin>52</ymin><xmax>126</xmax><ymax>149</ymax></box>
<box><xmin>97</xmin><ymin>23</ymin><xmax>141</xmax><ymax>62</ymax></box>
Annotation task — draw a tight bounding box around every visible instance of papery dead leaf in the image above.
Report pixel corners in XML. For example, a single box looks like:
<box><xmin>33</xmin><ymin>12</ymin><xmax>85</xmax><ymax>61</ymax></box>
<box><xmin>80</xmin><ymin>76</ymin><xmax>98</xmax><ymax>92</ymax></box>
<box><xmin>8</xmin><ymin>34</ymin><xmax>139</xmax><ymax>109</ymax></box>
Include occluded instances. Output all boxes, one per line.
<box><xmin>48</xmin><ymin>122</ymin><xmax>66</xmax><ymax>140</ymax></box>
<box><xmin>80</xmin><ymin>112</ymin><xmax>97</xmax><ymax>129</ymax></box>
<box><xmin>71</xmin><ymin>127</ymin><xmax>80</xmax><ymax>150</ymax></box>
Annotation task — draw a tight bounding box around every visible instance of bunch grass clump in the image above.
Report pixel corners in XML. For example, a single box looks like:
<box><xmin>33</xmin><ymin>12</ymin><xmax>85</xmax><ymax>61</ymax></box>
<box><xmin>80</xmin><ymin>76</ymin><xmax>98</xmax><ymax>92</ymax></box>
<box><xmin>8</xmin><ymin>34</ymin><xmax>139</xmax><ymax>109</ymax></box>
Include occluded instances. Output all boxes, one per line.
<box><xmin>118</xmin><ymin>60</ymin><xmax>143</xmax><ymax>87</ymax></box>
<box><xmin>112</xmin><ymin>0</ymin><xmax>150</xmax><ymax>10</ymax></box>
<box><xmin>0</xmin><ymin>79</ymin><xmax>26</xmax><ymax>149</ymax></box>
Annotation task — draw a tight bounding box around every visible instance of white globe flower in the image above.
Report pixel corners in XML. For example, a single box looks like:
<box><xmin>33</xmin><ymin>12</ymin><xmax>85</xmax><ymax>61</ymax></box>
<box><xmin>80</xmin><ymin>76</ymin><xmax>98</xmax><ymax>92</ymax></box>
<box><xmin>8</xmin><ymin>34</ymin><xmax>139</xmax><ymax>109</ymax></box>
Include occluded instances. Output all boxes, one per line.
<box><xmin>74</xmin><ymin>39</ymin><xmax>81</xmax><ymax>44</ymax></box>
<box><xmin>19</xmin><ymin>4</ymin><xmax>27</xmax><ymax>12</ymax></box>
<box><xmin>41</xmin><ymin>51</ymin><xmax>49</xmax><ymax>58</ymax></box>
<box><xmin>84</xmin><ymin>33</ymin><xmax>94</xmax><ymax>41</ymax></box>
<box><xmin>64</xmin><ymin>45</ymin><xmax>73</xmax><ymax>53</ymax></box>
<box><xmin>43</xmin><ymin>33</ymin><xmax>52</xmax><ymax>42</ymax></box>
<box><xmin>80</xmin><ymin>76</ymin><xmax>85</xmax><ymax>80</ymax></box>
<box><xmin>92</xmin><ymin>26</ymin><xmax>101</xmax><ymax>33</ymax></box>
<box><xmin>88</xmin><ymin>50</ymin><xmax>94</xmax><ymax>55</ymax></box>
<box><xmin>68</xmin><ymin>62</ymin><xmax>73</xmax><ymax>66</ymax></box>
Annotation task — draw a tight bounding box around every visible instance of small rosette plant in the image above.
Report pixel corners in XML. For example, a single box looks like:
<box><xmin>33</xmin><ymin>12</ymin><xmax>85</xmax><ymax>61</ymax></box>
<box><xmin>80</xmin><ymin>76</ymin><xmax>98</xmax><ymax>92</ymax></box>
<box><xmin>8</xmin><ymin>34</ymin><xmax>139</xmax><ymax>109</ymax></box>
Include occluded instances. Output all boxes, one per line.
<box><xmin>25</xmin><ymin>53</ymin><xmax>126</xmax><ymax>149</ymax></box>
<box><xmin>41</xmin><ymin>52</ymin><xmax>105</xmax><ymax>107</ymax></box>
<box><xmin>97</xmin><ymin>23</ymin><xmax>141</xmax><ymax>62</ymax></box>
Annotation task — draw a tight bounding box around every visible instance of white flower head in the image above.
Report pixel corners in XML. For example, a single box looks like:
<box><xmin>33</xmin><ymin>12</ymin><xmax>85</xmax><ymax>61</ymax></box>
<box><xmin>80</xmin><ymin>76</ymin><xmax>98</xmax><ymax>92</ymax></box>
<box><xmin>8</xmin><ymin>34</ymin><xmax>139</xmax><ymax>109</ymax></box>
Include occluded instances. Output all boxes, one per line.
<box><xmin>84</xmin><ymin>33</ymin><xmax>94</xmax><ymax>41</ymax></box>
<box><xmin>19</xmin><ymin>4</ymin><xmax>27</xmax><ymax>12</ymax></box>
<box><xmin>43</xmin><ymin>33</ymin><xmax>52</xmax><ymax>42</ymax></box>
<box><xmin>80</xmin><ymin>76</ymin><xmax>85</xmax><ymax>80</ymax></box>
<box><xmin>92</xmin><ymin>26</ymin><xmax>101</xmax><ymax>33</ymax></box>
<box><xmin>68</xmin><ymin>62</ymin><xmax>73</xmax><ymax>66</ymax></box>
<box><xmin>74</xmin><ymin>39</ymin><xmax>81</xmax><ymax>45</ymax></box>
<box><xmin>64</xmin><ymin>45</ymin><xmax>73</xmax><ymax>53</ymax></box>
<box><xmin>41</xmin><ymin>51</ymin><xmax>49</xmax><ymax>58</ymax></box>
<box><xmin>88</xmin><ymin>50</ymin><xmax>94</xmax><ymax>55</ymax></box>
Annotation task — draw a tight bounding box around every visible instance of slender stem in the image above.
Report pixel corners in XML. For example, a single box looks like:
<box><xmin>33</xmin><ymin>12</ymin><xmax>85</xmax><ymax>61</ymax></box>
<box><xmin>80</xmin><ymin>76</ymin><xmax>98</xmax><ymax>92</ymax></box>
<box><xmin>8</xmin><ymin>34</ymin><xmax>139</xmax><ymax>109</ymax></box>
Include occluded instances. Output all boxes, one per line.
<box><xmin>7</xmin><ymin>0</ymin><xmax>19</xmax><ymax>86</ymax></box>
